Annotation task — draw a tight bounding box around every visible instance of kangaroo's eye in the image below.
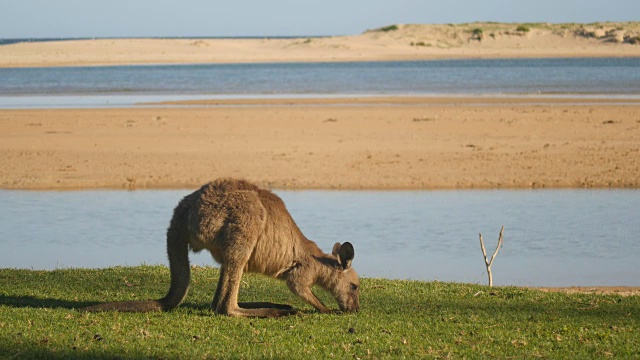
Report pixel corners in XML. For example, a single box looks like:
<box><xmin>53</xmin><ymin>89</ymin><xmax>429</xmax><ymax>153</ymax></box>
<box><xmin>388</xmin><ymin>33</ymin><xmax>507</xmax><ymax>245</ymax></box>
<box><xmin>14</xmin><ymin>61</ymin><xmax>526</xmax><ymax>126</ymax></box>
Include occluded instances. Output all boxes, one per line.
<box><xmin>351</xmin><ymin>283</ymin><xmax>359</xmax><ymax>291</ymax></box>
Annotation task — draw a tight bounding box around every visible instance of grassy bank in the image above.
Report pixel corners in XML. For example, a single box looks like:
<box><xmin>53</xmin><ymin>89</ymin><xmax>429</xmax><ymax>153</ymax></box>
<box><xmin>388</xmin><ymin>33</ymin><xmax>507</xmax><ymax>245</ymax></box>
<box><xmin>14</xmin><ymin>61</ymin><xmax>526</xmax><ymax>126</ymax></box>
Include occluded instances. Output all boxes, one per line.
<box><xmin>1</xmin><ymin>266</ymin><xmax>638</xmax><ymax>359</ymax></box>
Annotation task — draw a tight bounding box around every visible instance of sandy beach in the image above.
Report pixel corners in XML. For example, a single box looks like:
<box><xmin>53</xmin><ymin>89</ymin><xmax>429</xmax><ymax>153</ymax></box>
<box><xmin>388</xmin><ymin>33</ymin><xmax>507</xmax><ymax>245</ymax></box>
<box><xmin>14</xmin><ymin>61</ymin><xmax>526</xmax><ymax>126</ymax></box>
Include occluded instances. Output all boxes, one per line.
<box><xmin>1</xmin><ymin>97</ymin><xmax>639</xmax><ymax>190</ymax></box>
<box><xmin>1</xmin><ymin>22</ymin><xmax>640</xmax><ymax>67</ymax></box>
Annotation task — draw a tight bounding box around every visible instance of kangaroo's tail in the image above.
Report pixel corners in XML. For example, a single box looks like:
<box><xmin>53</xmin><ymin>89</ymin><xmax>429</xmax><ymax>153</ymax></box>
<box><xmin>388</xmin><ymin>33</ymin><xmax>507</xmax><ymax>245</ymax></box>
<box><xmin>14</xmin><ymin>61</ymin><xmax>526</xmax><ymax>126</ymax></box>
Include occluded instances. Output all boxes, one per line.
<box><xmin>83</xmin><ymin>200</ymin><xmax>192</xmax><ymax>313</ymax></box>
<box><xmin>156</xmin><ymin>209</ymin><xmax>191</xmax><ymax>310</ymax></box>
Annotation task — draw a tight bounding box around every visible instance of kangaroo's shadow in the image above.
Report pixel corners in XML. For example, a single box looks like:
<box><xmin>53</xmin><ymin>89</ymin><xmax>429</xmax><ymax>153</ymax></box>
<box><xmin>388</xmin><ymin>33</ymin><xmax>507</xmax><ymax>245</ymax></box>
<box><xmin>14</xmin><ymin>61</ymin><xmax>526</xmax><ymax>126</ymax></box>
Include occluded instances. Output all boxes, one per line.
<box><xmin>0</xmin><ymin>295</ymin><xmax>212</xmax><ymax>312</ymax></box>
<box><xmin>0</xmin><ymin>294</ymin><xmax>96</xmax><ymax>310</ymax></box>
<box><xmin>0</xmin><ymin>295</ymin><xmax>312</xmax><ymax>315</ymax></box>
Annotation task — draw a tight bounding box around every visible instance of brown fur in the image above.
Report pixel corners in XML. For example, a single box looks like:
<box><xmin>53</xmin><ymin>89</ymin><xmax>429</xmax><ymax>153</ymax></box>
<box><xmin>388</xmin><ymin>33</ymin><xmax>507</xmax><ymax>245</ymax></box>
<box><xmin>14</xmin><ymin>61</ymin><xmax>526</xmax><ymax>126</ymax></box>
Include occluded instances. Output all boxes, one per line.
<box><xmin>83</xmin><ymin>178</ymin><xmax>360</xmax><ymax>317</ymax></box>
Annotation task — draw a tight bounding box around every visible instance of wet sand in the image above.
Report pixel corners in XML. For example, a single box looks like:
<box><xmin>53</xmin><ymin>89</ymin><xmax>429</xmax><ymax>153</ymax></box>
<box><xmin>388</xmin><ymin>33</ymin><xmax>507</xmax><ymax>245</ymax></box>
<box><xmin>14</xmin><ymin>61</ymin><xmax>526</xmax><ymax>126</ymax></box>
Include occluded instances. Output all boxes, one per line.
<box><xmin>1</xmin><ymin>96</ymin><xmax>639</xmax><ymax>191</ymax></box>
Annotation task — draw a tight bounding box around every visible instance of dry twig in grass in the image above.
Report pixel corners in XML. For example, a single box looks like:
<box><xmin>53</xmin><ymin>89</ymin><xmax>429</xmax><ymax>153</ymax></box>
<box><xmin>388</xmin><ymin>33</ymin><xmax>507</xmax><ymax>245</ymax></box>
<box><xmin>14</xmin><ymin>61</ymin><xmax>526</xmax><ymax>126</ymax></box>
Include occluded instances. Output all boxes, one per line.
<box><xmin>479</xmin><ymin>226</ymin><xmax>504</xmax><ymax>287</ymax></box>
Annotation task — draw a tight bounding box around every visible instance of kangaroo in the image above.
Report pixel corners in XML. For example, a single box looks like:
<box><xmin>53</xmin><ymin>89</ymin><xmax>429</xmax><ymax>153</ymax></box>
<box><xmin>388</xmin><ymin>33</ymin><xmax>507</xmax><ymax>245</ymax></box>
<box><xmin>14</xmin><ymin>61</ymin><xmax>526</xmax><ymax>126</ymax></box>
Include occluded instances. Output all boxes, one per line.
<box><xmin>83</xmin><ymin>178</ymin><xmax>360</xmax><ymax>317</ymax></box>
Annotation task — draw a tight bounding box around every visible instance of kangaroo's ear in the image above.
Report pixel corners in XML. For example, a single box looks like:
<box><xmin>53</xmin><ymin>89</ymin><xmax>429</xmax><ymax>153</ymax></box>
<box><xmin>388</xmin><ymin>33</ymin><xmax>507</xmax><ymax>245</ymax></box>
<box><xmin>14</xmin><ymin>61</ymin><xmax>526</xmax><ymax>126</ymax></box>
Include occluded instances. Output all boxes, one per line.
<box><xmin>332</xmin><ymin>242</ymin><xmax>342</xmax><ymax>257</ymax></box>
<box><xmin>336</xmin><ymin>242</ymin><xmax>355</xmax><ymax>270</ymax></box>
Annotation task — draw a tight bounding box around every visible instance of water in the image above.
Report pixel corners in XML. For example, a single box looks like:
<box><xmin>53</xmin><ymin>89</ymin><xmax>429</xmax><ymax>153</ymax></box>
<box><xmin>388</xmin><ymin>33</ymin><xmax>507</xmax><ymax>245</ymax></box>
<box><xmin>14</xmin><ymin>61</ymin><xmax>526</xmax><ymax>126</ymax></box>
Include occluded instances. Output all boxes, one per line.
<box><xmin>1</xmin><ymin>58</ymin><xmax>640</xmax><ymax>108</ymax></box>
<box><xmin>1</xmin><ymin>189</ymin><xmax>638</xmax><ymax>287</ymax></box>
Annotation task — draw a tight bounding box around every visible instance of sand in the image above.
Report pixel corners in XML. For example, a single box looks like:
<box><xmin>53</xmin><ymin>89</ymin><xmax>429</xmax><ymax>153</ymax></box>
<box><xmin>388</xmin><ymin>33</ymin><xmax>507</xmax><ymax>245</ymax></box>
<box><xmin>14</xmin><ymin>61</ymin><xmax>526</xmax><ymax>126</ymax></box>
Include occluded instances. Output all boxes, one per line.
<box><xmin>534</xmin><ymin>286</ymin><xmax>640</xmax><ymax>297</ymax></box>
<box><xmin>1</xmin><ymin>22</ymin><xmax>640</xmax><ymax>67</ymax></box>
<box><xmin>1</xmin><ymin>97</ymin><xmax>639</xmax><ymax>191</ymax></box>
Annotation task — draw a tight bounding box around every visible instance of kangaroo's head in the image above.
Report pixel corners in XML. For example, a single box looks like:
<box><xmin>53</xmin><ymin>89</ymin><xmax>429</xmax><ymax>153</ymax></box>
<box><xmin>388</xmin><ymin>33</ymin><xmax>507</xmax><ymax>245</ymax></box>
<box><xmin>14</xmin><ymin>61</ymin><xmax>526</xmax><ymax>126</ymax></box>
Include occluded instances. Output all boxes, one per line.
<box><xmin>326</xmin><ymin>242</ymin><xmax>360</xmax><ymax>313</ymax></box>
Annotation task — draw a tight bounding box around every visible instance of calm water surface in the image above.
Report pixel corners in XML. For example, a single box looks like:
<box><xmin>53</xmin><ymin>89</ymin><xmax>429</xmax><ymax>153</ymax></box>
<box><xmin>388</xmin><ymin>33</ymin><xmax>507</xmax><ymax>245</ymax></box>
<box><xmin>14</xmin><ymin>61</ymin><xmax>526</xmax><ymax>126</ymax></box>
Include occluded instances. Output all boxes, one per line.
<box><xmin>1</xmin><ymin>189</ymin><xmax>638</xmax><ymax>287</ymax></box>
<box><xmin>2</xmin><ymin>58</ymin><xmax>640</xmax><ymax>108</ymax></box>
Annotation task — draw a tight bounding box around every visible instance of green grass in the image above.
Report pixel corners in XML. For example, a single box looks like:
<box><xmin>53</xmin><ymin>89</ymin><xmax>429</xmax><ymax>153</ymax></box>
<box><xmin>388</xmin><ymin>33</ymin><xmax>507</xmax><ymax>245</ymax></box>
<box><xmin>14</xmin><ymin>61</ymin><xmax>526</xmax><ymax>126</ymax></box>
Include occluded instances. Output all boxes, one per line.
<box><xmin>1</xmin><ymin>266</ymin><xmax>638</xmax><ymax>359</ymax></box>
<box><xmin>374</xmin><ymin>24</ymin><xmax>399</xmax><ymax>32</ymax></box>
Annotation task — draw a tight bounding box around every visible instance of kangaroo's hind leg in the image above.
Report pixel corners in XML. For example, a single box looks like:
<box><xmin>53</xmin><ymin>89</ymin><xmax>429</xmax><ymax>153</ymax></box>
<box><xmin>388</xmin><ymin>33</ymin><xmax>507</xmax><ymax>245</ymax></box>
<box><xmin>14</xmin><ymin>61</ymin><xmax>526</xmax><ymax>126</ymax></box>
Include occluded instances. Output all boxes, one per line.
<box><xmin>213</xmin><ymin>243</ymin><xmax>294</xmax><ymax>317</ymax></box>
<box><xmin>211</xmin><ymin>266</ymin><xmax>225</xmax><ymax>310</ymax></box>
<box><xmin>212</xmin><ymin>267</ymin><xmax>292</xmax><ymax>311</ymax></box>
<box><xmin>211</xmin><ymin>193</ymin><xmax>295</xmax><ymax>317</ymax></box>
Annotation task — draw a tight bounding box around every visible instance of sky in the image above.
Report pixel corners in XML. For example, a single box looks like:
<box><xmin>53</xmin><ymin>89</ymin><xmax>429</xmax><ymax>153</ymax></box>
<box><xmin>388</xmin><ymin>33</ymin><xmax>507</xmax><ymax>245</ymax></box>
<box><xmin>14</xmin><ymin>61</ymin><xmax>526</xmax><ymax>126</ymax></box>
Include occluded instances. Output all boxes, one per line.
<box><xmin>1</xmin><ymin>0</ymin><xmax>639</xmax><ymax>38</ymax></box>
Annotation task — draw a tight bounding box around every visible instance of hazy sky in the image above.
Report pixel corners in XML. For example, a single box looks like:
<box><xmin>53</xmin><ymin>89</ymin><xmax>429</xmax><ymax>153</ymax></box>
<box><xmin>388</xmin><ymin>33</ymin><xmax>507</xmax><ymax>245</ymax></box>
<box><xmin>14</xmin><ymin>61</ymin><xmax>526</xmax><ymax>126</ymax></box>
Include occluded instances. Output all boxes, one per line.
<box><xmin>2</xmin><ymin>0</ymin><xmax>639</xmax><ymax>38</ymax></box>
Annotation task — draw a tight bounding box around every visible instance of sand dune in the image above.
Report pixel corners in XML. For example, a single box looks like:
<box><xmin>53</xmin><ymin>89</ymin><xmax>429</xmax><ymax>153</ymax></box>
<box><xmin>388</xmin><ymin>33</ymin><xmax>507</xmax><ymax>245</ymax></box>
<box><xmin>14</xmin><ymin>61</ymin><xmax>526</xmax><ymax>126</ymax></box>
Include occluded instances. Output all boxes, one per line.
<box><xmin>1</xmin><ymin>22</ymin><xmax>639</xmax><ymax>68</ymax></box>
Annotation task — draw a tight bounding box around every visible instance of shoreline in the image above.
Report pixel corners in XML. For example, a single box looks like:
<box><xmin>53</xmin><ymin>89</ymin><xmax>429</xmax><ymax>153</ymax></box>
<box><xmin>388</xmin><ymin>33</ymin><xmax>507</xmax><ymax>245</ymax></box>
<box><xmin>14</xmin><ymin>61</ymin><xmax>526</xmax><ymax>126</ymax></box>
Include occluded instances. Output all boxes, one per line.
<box><xmin>1</xmin><ymin>96</ymin><xmax>639</xmax><ymax>191</ymax></box>
<box><xmin>146</xmin><ymin>95</ymin><xmax>640</xmax><ymax>106</ymax></box>
<box><xmin>3</xmin><ymin>94</ymin><xmax>640</xmax><ymax>112</ymax></box>
<box><xmin>3</xmin><ymin>52</ymin><xmax>640</xmax><ymax>69</ymax></box>
<box><xmin>533</xmin><ymin>286</ymin><xmax>640</xmax><ymax>297</ymax></box>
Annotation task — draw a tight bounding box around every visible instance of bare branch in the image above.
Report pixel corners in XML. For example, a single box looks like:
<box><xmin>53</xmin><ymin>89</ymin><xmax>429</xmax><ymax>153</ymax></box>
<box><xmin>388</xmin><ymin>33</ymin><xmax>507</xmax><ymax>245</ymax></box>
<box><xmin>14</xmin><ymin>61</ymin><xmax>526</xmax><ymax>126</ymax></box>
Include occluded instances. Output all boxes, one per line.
<box><xmin>478</xmin><ymin>226</ymin><xmax>505</xmax><ymax>287</ymax></box>
<box><xmin>479</xmin><ymin>233</ymin><xmax>489</xmax><ymax>265</ymax></box>
<box><xmin>488</xmin><ymin>226</ymin><xmax>505</xmax><ymax>265</ymax></box>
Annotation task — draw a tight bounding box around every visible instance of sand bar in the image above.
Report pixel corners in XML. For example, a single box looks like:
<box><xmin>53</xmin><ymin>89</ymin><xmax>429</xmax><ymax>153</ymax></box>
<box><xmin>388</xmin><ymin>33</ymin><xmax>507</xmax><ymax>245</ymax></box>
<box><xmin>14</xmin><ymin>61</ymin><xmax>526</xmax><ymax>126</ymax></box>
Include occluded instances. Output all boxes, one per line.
<box><xmin>1</xmin><ymin>23</ymin><xmax>640</xmax><ymax>68</ymax></box>
<box><xmin>1</xmin><ymin>96</ymin><xmax>639</xmax><ymax>190</ymax></box>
